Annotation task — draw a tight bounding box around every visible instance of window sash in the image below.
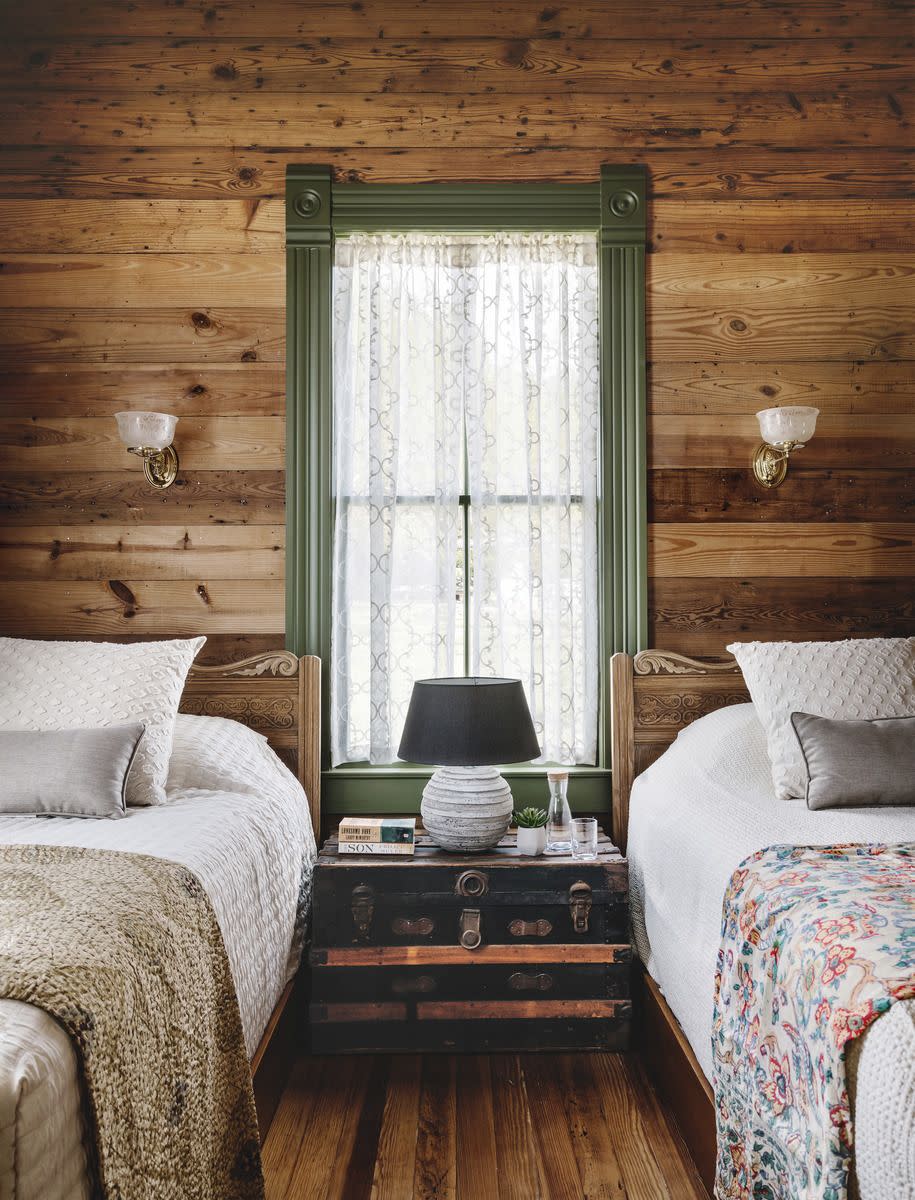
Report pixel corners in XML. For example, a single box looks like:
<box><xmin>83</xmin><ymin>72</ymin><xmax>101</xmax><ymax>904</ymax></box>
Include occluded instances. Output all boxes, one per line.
<box><xmin>330</xmin><ymin>230</ymin><xmax>600</xmax><ymax>766</ymax></box>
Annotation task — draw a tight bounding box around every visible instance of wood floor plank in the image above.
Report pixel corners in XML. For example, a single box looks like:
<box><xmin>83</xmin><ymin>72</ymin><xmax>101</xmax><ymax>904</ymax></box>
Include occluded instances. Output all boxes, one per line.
<box><xmin>489</xmin><ymin>1055</ymin><xmax>546</xmax><ymax>1200</ymax></box>
<box><xmin>262</xmin><ymin>1053</ymin><xmax>711</xmax><ymax>1200</ymax></box>
<box><xmin>260</xmin><ymin>1057</ymin><xmax>327</xmax><ymax>1199</ymax></box>
<box><xmin>521</xmin><ymin>1055</ymin><xmax>586</xmax><ymax>1200</ymax></box>
<box><xmin>414</xmin><ymin>1055</ymin><xmax>457</xmax><ymax>1200</ymax></box>
<box><xmin>370</xmin><ymin>1056</ymin><xmax>423</xmax><ymax>1200</ymax></box>
<box><xmin>333</xmin><ymin>1057</ymin><xmax>391</xmax><ymax>1200</ymax></box>
<box><xmin>326</xmin><ymin>1060</ymin><xmax>386</xmax><ymax>1200</ymax></box>
<box><xmin>558</xmin><ymin>1055</ymin><xmax>626</xmax><ymax>1200</ymax></box>
<box><xmin>455</xmin><ymin>1056</ymin><xmax>499</xmax><ymax>1200</ymax></box>
<box><xmin>594</xmin><ymin>1054</ymin><xmax>700</xmax><ymax>1200</ymax></box>
<box><xmin>619</xmin><ymin>1055</ymin><xmax>707</xmax><ymax>1199</ymax></box>
<box><xmin>280</xmin><ymin>1057</ymin><xmax>367</xmax><ymax>1200</ymax></box>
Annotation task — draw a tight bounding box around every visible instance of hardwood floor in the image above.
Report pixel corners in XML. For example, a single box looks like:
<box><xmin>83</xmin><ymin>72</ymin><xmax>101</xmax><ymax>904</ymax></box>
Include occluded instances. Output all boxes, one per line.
<box><xmin>262</xmin><ymin>1052</ymin><xmax>707</xmax><ymax>1199</ymax></box>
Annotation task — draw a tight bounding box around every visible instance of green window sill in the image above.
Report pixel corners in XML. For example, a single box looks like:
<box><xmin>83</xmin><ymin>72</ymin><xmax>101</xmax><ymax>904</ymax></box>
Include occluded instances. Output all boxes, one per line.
<box><xmin>322</xmin><ymin>765</ymin><xmax>612</xmax><ymax>816</ymax></box>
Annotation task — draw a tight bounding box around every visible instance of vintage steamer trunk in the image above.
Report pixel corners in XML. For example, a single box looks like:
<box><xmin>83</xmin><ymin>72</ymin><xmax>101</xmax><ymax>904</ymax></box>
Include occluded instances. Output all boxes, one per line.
<box><xmin>309</xmin><ymin>831</ymin><xmax>630</xmax><ymax>1053</ymax></box>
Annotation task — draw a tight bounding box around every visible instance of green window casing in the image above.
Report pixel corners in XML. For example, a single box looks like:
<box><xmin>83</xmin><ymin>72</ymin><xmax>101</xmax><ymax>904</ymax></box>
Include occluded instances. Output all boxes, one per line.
<box><xmin>286</xmin><ymin>165</ymin><xmax>647</xmax><ymax>816</ymax></box>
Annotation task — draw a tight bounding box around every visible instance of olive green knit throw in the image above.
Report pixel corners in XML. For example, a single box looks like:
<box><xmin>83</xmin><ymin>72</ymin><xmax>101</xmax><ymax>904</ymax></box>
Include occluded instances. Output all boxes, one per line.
<box><xmin>0</xmin><ymin>843</ymin><xmax>264</xmax><ymax>1200</ymax></box>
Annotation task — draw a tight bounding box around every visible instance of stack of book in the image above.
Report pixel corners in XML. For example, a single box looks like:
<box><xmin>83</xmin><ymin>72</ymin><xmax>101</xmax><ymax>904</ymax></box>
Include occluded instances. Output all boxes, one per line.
<box><xmin>338</xmin><ymin>816</ymin><xmax>416</xmax><ymax>855</ymax></box>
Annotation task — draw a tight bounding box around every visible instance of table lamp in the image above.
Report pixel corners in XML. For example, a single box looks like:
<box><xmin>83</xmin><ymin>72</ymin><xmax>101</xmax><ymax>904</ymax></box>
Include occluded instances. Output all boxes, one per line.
<box><xmin>398</xmin><ymin>676</ymin><xmax>541</xmax><ymax>852</ymax></box>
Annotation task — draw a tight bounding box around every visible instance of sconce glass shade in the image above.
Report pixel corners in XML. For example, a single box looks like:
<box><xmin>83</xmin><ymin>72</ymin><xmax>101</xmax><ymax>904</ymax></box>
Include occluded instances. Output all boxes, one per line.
<box><xmin>114</xmin><ymin>410</ymin><xmax>178</xmax><ymax>451</ymax></box>
<box><xmin>756</xmin><ymin>406</ymin><xmax>818</xmax><ymax>448</ymax></box>
<box><xmin>114</xmin><ymin>411</ymin><xmax>179</xmax><ymax>489</ymax></box>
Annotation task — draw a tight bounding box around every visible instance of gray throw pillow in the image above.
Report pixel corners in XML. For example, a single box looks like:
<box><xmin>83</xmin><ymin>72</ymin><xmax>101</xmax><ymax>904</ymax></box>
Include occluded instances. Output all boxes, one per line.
<box><xmin>791</xmin><ymin>711</ymin><xmax>915</xmax><ymax>810</ymax></box>
<box><xmin>0</xmin><ymin>724</ymin><xmax>145</xmax><ymax>818</ymax></box>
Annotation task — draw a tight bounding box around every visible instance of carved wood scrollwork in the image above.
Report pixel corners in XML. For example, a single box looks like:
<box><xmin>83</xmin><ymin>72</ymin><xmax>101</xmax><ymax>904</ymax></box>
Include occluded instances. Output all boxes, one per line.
<box><xmin>189</xmin><ymin>652</ymin><xmax>300</xmax><ymax>678</ymax></box>
<box><xmin>635</xmin><ymin>691</ymin><xmax>750</xmax><ymax>728</ymax></box>
<box><xmin>633</xmin><ymin>650</ymin><xmax>741</xmax><ymax>676</ymax></box>
<box><xmin>179</xmin><ymin>695</ymin><xmax>295</xmax><ymax>729</ymax></box>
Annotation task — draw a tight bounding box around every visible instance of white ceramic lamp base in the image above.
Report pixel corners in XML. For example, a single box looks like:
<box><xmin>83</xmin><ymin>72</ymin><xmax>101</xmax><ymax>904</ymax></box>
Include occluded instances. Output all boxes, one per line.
<box><xmin>420</xmin><ymin>765</ymin><xmax>513</xmax><ymax>852</ymax></box>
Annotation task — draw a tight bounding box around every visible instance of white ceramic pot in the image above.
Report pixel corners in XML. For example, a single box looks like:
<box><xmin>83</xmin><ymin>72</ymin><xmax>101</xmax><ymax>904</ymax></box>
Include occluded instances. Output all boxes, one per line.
<box><xmin>516</xmin><ymin>825</ymin><xmax>546</xmax><ymax>856</ymax></box>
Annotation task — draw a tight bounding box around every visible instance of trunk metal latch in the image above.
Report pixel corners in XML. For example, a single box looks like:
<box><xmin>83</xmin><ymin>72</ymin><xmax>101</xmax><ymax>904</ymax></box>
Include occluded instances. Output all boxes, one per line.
<box><xmin>351</xmin><ymin>883</ymin><xmax>375</xmax><ymax>941</ymax></box>
<box><xmin>569</xmin><ymin>881</ymin><xmax>593</xmax><ymax>934</ymax></box>
<box><xmin>459</xmin><ymin>906</ymin><xmax>482</xmax><ymax>950</ymax></box>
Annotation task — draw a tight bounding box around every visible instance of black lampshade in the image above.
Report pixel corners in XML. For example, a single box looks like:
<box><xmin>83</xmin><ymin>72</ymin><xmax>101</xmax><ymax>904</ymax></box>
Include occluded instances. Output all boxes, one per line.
<box><xmin>397</xmin><ymin>677</ymin><xmax>541</xmax><ymax>766</ymax></box>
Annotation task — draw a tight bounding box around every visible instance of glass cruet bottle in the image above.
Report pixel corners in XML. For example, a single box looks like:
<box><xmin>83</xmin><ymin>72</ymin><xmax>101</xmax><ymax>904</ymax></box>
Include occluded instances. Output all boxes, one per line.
<box><xmin>545</xmin><ymin>769</ymin><xmax>572</xmax><ymax>854</ymax></box>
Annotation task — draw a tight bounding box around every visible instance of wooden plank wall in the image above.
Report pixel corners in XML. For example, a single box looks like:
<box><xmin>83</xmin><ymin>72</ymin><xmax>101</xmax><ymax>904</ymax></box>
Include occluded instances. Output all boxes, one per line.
<box><xmin>0</xmin><ymin>0</ymin><xmax>912</xmax><ymax>662</ymax></box>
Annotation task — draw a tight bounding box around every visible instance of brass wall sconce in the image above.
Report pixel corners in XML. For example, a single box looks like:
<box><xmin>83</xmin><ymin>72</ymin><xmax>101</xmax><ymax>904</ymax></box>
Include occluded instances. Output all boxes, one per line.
<box><xmin>752</xmin><ymin>406</ymin><xmax>819</xmax><ymax>489</ymax></box>
<box><xmin>114</xmin><ymin>411</ymin><xmax>179</xmax><ymax>490</ymax></box>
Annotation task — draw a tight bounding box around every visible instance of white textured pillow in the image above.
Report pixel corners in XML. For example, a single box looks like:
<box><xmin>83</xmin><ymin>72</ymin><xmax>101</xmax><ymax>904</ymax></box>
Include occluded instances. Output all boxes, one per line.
<box><xmin>727</xmin><ymin>638</ymin><xmax>915</xmax><ymax>800</ymax></box>
<box><xmin>0</xmin><ymin>637</ymin><xmax>205</xmax><ymax>806</ymax></box>
<box><xmin>167</xmin><ymin>712</ymin><xmax>273</xmax><ymax>795</ymax></box>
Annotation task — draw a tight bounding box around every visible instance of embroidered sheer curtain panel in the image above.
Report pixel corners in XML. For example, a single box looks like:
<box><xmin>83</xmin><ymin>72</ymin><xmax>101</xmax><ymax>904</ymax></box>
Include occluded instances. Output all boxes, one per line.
<box><xmin>331</xmin><ymin>232</ymin><xmax>600</xmax><ymax>766</ymax></box>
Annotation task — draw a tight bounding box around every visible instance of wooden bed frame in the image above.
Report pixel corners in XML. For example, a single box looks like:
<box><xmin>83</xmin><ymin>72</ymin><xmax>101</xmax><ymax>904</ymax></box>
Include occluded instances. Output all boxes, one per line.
<box><xmin>181</xmin><ymin>650</ymin><xmax>321</xmax><ymax>1138</ymax></box>
<box><xmin>610</xmin><ymin>649</ymin><xmax>749</xmax><ymax>1196</ymax></box>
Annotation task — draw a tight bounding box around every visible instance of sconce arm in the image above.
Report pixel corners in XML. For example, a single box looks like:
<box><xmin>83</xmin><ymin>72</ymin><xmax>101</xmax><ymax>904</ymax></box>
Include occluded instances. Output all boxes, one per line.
<box><xmin>126</xmin><ymin>444</ymin><xmax>179</xmax><ymax>489</ymax></box>
<box><xmin>752</xmin><ymin>441</ymin><xmax>794</xmax><ymax>489</ymax></box>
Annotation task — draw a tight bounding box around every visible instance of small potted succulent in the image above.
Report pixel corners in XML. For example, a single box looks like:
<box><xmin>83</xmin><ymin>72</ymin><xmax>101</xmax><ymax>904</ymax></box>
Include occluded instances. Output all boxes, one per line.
<box><xmin>513</xmin><ymin>806</ymin><xmax>548</xmax><ymax>856</ymax></box>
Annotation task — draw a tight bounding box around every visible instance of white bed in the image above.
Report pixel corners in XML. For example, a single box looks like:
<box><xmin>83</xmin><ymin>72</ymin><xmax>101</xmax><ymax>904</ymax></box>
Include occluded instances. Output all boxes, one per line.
<box><xmin>628</xmin><ymin>700</ymin><xmax>915</xmax><ymax>1199</ymax></box>
<box><xmin>0</xmin><ymin>713</ymin><xmax>317</xmax><ymax>1200</ymax></box>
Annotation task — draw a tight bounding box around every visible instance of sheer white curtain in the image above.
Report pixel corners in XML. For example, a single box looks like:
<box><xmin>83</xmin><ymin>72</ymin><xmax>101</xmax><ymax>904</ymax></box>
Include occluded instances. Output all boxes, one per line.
<box><xmin>331</xmin><ymin>235</ymin><xmax>464</xmax><ymax>765</ymax></box>
<box><xmin>464</xmin><ymin>235</ymin><xmax>600</xmax><ymax>764</ymax></box>
<box><xmin>331</xmin><ymin>232</ymin><xmax>600</xmax><ymax>766</ymax></box>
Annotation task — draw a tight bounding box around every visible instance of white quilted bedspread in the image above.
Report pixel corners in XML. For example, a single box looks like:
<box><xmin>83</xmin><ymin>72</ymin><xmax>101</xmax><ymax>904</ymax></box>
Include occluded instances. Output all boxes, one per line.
<box><xmin>628</xmin><ymin>702</ymin><xmax>915</xmax><ymax>1200</ymax></box>
<box><xmin>0</xmin><ymin>714</ymin><xmax>316</xmax><ymax>1200</ymax></box>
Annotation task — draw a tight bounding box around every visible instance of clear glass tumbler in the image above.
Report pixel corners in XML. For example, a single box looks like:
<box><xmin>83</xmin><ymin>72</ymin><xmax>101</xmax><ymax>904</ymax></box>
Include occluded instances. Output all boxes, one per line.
<box><xmin>571</xmin><ymin>817</ymin><xmax>598</xmax><ymax>861</ymax></box>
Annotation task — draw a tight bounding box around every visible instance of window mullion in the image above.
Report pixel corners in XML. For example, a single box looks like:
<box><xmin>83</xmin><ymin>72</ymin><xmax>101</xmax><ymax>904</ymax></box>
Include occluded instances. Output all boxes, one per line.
<box><xmin>461</xmin><ymin>409</ymin><xmax>471</xmax><ymax>678</ymax></box>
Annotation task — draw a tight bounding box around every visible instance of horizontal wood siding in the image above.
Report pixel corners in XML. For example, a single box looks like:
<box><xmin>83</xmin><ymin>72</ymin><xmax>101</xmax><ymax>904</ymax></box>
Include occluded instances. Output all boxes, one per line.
<box><xmin>0</xmin><ymin>0</ymin><xmax>911</xmax><ymax>659</ymax></box>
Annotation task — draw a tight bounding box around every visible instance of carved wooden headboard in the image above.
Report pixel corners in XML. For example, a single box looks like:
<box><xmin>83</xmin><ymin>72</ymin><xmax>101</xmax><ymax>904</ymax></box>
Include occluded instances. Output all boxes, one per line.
<box><xmin>181</xmin><ymin>652</ymin><xmax>321</xmax><ymax>836</ymax></box>
<box><xmin>610</xmin><ymin>650</ymin><xmax>749</xmax><ymax>853</ymax></box>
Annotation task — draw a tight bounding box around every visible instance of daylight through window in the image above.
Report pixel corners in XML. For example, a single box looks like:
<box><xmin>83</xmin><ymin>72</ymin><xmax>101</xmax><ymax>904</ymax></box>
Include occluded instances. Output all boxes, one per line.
<box><xmin>331</xmin><ymin>231</ymin><xmax>600</xmax><ymax>766</ymax></box>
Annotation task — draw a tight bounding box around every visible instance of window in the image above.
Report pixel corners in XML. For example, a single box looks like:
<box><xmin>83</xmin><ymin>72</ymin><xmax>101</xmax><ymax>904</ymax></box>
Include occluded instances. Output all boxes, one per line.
<box><xmin>285</xmin><ymin>169</ymin><xmax>646</xmax><ymax>815</ymax></box>
<box><xmin>331</xmin><ymin>232</ymin><xmax>600</xmax><ymax>765</ymax></box>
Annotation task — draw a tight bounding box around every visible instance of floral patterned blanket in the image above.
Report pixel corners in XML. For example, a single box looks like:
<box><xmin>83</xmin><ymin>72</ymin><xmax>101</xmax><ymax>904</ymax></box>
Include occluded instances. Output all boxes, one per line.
<box><xmin>712</xmin><ymin>843</ymin><xmax>915</xmax><ymax>1200</ymax></box>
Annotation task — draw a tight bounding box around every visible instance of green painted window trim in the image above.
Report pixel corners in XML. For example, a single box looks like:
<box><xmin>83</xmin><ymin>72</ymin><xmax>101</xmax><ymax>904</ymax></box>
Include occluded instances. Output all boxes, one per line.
<box><xmin>286</xmin><ymin>165</ymin><xmax>648</xmax><ymax>817</ymax></box>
